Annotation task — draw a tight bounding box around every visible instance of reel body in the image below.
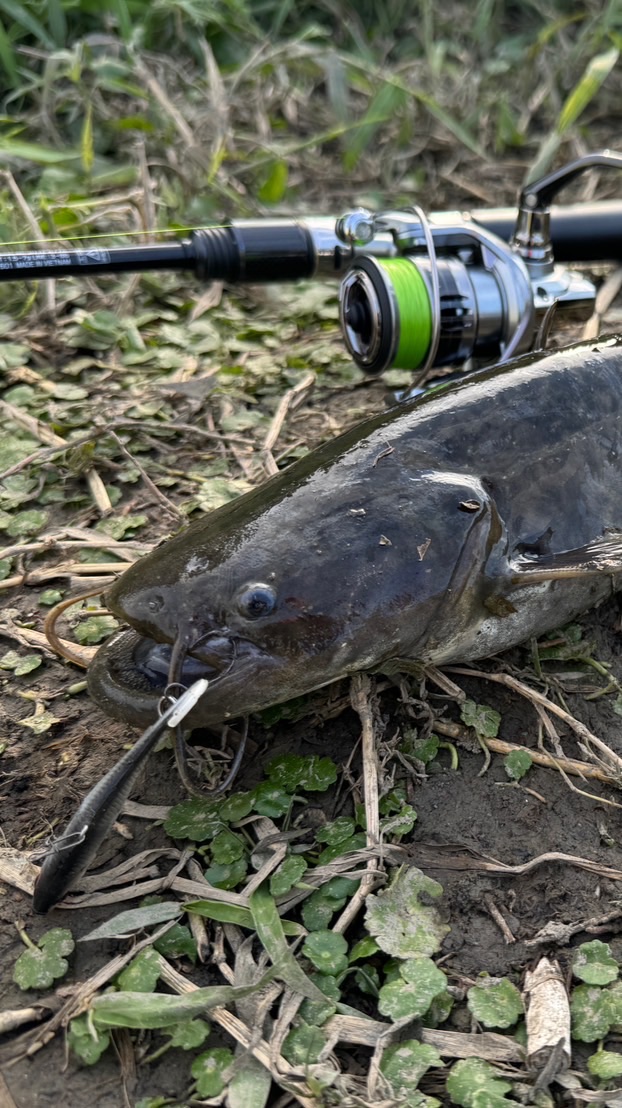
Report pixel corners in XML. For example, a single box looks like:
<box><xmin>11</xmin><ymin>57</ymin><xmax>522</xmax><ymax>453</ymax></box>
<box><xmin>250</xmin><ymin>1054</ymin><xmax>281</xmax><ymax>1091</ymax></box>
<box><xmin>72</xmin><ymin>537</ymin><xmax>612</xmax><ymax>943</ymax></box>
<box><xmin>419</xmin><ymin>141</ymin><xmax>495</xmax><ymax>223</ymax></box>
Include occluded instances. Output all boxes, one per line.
<box><xmin>338</xmin><ymin>211</ymin><xmax>536</xmax><ymax>375</ymax></box>
<box><xmin>337</xmin><ymin>152</ymin><xmax>622</xmax><ymax>375</ymax></box>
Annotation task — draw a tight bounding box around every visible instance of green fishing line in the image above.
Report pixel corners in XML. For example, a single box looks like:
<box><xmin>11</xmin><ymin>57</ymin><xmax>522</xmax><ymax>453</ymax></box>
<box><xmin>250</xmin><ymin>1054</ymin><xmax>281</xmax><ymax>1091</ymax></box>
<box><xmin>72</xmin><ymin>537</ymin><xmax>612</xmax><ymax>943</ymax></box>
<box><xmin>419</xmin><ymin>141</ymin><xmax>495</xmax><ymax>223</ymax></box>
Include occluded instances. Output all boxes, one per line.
<box><xmin>380</xmin><ymin>258</ymin><xmax>432</xmax><ymax>369</ymax></box>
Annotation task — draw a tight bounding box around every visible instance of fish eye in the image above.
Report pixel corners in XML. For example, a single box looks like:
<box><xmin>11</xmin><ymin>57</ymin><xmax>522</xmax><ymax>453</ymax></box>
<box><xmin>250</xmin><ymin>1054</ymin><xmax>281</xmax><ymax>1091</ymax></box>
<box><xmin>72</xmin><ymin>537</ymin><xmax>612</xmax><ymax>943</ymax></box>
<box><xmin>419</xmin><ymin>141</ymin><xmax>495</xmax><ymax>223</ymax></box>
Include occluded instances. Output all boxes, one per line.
<box><xmin>236</xmin><ymin>583</ymin><xmax>277</xmax><ymax>620</ymax></box>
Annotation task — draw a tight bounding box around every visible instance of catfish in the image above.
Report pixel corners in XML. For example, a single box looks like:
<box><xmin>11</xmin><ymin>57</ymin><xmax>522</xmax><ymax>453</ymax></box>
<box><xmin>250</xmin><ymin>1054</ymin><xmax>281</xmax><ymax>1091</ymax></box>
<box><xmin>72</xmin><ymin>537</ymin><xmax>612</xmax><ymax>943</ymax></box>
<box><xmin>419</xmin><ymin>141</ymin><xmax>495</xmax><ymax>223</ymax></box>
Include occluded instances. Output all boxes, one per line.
<box><xmin>88</xmin><ymin>336</ymin><xmax>622</xmax><ymax>728</ymax></box>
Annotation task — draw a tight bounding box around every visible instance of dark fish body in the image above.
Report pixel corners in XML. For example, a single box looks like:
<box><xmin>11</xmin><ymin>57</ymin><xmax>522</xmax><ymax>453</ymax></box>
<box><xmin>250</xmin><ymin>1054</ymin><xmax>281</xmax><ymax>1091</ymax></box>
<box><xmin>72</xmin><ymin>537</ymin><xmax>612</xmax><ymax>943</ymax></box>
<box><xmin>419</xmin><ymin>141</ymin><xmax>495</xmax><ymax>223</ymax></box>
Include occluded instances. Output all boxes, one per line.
<box><xmin>88</xmin><ymin>336</ymin><xmax>622</xmax><ymax>729</ymax></box>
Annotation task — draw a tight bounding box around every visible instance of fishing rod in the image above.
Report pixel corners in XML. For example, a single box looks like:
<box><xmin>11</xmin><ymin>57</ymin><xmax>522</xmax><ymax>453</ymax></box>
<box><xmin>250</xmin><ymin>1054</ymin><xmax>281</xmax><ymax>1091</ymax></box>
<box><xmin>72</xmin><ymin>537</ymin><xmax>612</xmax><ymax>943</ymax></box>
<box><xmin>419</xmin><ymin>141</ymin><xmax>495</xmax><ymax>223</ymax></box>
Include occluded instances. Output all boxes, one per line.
<box><xmin>1</xmin><ymin>150</ymin><xmax>622</xmax><ymax>376</ymax></box>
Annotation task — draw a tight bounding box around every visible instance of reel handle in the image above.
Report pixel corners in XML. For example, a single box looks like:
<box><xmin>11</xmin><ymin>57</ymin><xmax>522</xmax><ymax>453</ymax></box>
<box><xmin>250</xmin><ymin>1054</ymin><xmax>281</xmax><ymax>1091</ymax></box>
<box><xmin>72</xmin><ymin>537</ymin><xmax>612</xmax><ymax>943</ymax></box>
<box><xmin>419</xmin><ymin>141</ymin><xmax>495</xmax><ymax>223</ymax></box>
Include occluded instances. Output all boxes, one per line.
<box><xmin>472</xmin><ymin>200</ymin><xmax>622</xmax><ymax>262</ymax></box>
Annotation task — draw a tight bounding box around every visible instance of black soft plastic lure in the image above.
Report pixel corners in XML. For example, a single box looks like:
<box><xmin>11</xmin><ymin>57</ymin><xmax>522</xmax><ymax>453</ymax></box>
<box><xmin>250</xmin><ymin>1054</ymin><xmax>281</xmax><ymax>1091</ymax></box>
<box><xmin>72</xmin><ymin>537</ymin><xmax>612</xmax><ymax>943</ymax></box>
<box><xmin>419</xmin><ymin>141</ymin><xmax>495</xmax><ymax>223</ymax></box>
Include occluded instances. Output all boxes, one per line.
<box><xmin>33</xmin><ymin>679</ymin><xmax>208</xmax><ymax>913</ymax></box>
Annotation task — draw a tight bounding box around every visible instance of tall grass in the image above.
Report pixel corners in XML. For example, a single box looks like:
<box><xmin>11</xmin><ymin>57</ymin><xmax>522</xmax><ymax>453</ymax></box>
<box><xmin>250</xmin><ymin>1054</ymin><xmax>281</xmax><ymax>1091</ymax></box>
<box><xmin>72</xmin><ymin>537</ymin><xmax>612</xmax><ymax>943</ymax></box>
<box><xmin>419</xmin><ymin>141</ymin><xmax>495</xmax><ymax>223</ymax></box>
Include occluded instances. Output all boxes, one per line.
<box><xmin>0</xmin><ymin>0</ymin><xmax>620</xmax><ymax>254</ymax></box>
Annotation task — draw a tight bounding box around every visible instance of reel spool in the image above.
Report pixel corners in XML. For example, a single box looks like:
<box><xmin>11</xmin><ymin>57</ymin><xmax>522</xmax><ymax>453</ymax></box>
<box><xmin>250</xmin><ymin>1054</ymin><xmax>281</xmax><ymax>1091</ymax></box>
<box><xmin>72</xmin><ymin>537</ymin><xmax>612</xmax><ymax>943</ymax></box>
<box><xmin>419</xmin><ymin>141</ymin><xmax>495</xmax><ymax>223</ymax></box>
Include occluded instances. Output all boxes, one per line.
<box><xmin>338</xmin><ymin>211</ymin><xmax>536</xmax><ymax>376</ymax></box>
<box><xmin>340</xmin><ymin>253</ymin><xmax>504</xmax><ymax>375</ymax></box>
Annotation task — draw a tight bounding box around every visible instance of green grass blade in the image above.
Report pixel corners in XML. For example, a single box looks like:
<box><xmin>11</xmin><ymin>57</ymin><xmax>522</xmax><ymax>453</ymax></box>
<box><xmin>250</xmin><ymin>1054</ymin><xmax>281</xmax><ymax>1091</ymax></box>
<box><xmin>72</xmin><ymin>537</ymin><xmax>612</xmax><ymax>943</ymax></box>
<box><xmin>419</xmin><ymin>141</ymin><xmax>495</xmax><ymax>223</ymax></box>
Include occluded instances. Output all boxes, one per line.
<box><xmin>92</xmin><ymin>981</ymin><xmax>272</xmax><ymax>1029</ymax></box>
<box><xmin>0</xmin><ymin>0</ymin><xmax>55</xmax><ymax>49</ymax></box>
<box><xmin>343</xmin><ymin>81</ymin><xmax>407</xmax><ymax>171</ymax></box>
<box><xmin>0</xmin><ymin>19</ymin><xmax>18</xmax><ymax>84</ymax></box>
<box><xmin>528</xmin><ymin>44</ymin><xmax>620</xmax><ymax>182</ymax></box>
<box><xmin>557</xmin><ymin>45</ymin><xmax>619</xmax><ymax>133</ymax></box>
<box><xmin>415</xmin><ymin>89</ymin><xmax>483</xmax><ymax>156</ymax></box>
<box><xmin>184</xmin><ymin>898</ymin><xmax>305</xmax><ymax>936</ymax></box>
<box><xmin>81</xmin><ymin>102</ymin><xmax>94</xmax><ymax>174</ymax></box>
<box><xmin>45</xmin><ymin>0</ymin><xmax>66</xmax><ymax>46</ymax></box>
<box><xmin>249</xmin><ymin>883</ymin><xmax>326</xmax><ymax>1003</ymax></box>
<box><xmin>110</xmin><ymin>0</ymin><xmax>133</xmax><ymax>43</ymax></box>
<box><xmin>0</xmin><ymin>137</ymin><xmax>79</xmax><ymax>164</ymax></box>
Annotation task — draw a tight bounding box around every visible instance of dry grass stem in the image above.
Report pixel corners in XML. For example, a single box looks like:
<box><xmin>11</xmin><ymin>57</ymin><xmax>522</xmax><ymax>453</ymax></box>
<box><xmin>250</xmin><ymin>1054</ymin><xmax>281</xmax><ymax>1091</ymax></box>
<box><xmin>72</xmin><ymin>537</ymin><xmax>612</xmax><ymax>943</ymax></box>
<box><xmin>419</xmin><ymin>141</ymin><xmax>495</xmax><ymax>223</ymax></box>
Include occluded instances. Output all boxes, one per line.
<box><xmin>333</xmin><ymin>674</ymin><xmax>381</xmax><ymax>934</ymax></box>
<box><xmin>0</xmin><ymin>1006</ymin><xmax>57</xmax><ymax>1036</ymax></box>
<box><xmin>483</xmin><ymin>893</ymin><xmax>516</xmax><ymax>944</ymax></box>
<box><xmin>582</xmin><ymin>266</ymin><xmax>622</xmax><ymax>338</ymax></box>
<box><xmin>0</xmin><ymin>1070</ymin><xmax>19</xmax><ymax>1108</ymax></box>
<box><xmin>446</xmin><ymin>666</ymin><xmax>622</xmax><ymax>778</ymax></box>
<box><xmin>413</xmin><ymin>842</ymin><xmax>622</xmax><ymax>883</ymax></box>
<box><xmin>434</xmin><ymin>717</ymin><xmax>621</xmax><ymax>785</ymax></box>
<box><xmin>421</xmin><ymin>1028</ymin><xmax>524</xmax><ymax>1062</ymax></box>
<box><xmin>0</xmin><ymin>613</ymin><xmax>71</xmax><ymax>658</ymax></box>
<box><xmin>525</xmin><ymin>907</ymin><xmax>622</xmax><ymax>947</ymax></box>
<box><xmin>108</xmin><ymin>431</ymin><xmax>184</xmax><ymax>522</ymax></box>
<box><xmin>1</xmin><ymin>170</ymin><xmax>55</xmax><ymax>315</ymax></box>
<box><xmin>261</xmin><ymin>371</ymin><xmax>315</xmax><ymax>475</ymax></box>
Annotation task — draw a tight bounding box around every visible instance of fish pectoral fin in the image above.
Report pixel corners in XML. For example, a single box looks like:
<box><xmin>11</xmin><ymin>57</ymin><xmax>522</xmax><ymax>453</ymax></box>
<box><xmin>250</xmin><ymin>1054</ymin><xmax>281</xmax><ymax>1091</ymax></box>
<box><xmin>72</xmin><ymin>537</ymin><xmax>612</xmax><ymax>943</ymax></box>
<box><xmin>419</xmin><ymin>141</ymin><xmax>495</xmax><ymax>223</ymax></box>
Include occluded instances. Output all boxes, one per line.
<box><xmin>511</xmin><ymin>531</ymin><xmax>622</xmax><ymax>584</ymax></box>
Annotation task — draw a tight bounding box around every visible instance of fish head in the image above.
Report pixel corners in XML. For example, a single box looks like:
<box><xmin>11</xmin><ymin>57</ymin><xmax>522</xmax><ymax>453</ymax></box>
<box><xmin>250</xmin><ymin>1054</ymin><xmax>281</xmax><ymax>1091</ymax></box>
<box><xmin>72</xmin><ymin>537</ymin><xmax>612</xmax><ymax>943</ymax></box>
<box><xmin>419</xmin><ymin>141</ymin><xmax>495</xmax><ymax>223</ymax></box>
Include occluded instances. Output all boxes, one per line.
<box><xmin>88</xmin><ymin>457</ymin><xmax>504</xmax><ymax>727</ymax></box>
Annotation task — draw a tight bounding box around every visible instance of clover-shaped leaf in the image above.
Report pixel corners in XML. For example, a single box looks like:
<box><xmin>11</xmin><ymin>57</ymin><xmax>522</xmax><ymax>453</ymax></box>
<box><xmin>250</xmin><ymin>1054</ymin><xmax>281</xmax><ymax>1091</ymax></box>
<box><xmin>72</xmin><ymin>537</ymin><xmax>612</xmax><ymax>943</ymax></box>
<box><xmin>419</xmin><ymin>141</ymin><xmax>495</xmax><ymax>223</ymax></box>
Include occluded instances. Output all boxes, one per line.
<box><xmin>38</xmin><ymin>589</ymin><xmax>63</xmax><ymax>606</ymax></box>
<box><xmin>210</xmin><ymin>828</ymin><xmax>246</xmax><ymax>864</ymax></box>
<box><xmin>317</xmin><ymin>831</ymin><xmax>367</xmax><ymax>865</ymax></box>
<box><xmin>573</xmin><ymin>940</ymin><xmax>619</xmax><ymax>986</ymax></box>
<box><xmin>503</xmin><ymin>749</ymin><xmax>532</xmax><ymax>781</ymax></box>
<box><xmin>191</xmin><ymin>1047</ymin><xmax>234</xmax><ymax>1097</ymax></box>
<box><xmin>203</xmin><ymin>858</ymin><xmax>249</xmax><ymax>890</ymax></box>
<box><xmin>381</xmin><ymin>1040</ymin><xmax>443</xmax><ymax>1097</ymax></box>
<box><xmin>303</xmin><ymin>931</ymin><xmax>349</xmax><ymax>976</ymax></box>
<box><xmin>446</xmin><ymin>1058</ymin><xmax>513</xmax><ymax>1106</ymax></box>
<box><xmin>251</xmin><ymin>782</ymin><xmax>292</xmax><ymax>818</ymax></box>
<box><xmin>14</xmin><ymin>928</ymin><xmax>75</xmax><ymax>989</ymax></box>
<box><xmin>153</xmin><ymin>923</ymin><xmax>198</xmax><ymax>963</ymax></box>
<box><xmin>74</xmin><ymin>615</ymin><xmax>119</xmax><ymax>645</ymax></box>
<box><xmin>460</xmin><ymin>699</ymin><xmax>501</xmax><ymax>738</ymax></box>
<box><xmin>0</xmin><ymin>650</ymin><xmax>42</xmax><ymax>675</ymax></box>
<box><xmin>282</xmin><ymin>1024</ymin><xmax>326</xmax><ymax>1066</ymax></box>
<box><xmin>218</xmin><ymin>791</ymin><xmax>254</xmax><ymax>821</ymax></box>
<box><xmin>116</xmin><ymin>947</ymin><xmax>162</xmax><ymax>993</ymax></box>
<box><xmin>467</xmin><ymin>977</ymin><xmax>523</xmax><ymax>1028</ymax></box>
<box><xmin>588</xmin><ymin>1049</ymin><xmax>622</xmax><ymax>1079</ymax></box>
<box><xmin>301</xmin><ymin>878</ymin><xmax>359</xmax><ymax>930</ymax></box>
<box><xmin>380</xmin><ymin>804</ymin><xmax>417</xmax><ymax>839</ymax></box>
<box><xmin>316</xmin><ymin>818</ymin><xmax>356</xmax><ymax>846</ymax></box>
<box><xmin>96</xmin><ymin>514</ymin><xmax>148</xmax><ymax>539</ymax></box>
<box><xmin>365</xmin><ymin>866</ymin><xmax>449</xmax><ymax>958</ymax></box>
<box><xmin>167</xmin><ymin>1018</ymin><xmax>210</xmax><ymax>1050</ymax></box>
<box><xmin>299</xmin><ymin>973</ymin><xmax>340</xmax><ymax>1026</ymax></box>
<box><xmin>5</xmin><ymin>509</ymin><xmax>47</xmax><ymax>537</ymax></box>
<box><xmin>270</xmin><ymin>855</ymin><xmax>307</xmax><ymax>897</ymax></box>
<box><xmin>164</xmin><ymin>798</ymin><xmax>224</xmax><ymax>841</ymax></box>
<box><xmin>571</xmin><ymin>984</ymin><xmax>615</xmax><ymax>1042</ymax></box>
<box><xmin>266</xmin><ymin>753</ymin><xmax>337</xmax><ymax>792</ymax></box>
<box><xmin>18</xmin><ymin>705</ymin><xmax>61</xmax><ymax>734</ymax></box>
<box><xmin>68</xmin><ymin>1015</ymin><xmax>110</xmax><ymax>1065</ymax></box>
<box><xmin>378</xmin><ymin>957</ymin><xmax>447</xmax><ymax>1021</ymax></box>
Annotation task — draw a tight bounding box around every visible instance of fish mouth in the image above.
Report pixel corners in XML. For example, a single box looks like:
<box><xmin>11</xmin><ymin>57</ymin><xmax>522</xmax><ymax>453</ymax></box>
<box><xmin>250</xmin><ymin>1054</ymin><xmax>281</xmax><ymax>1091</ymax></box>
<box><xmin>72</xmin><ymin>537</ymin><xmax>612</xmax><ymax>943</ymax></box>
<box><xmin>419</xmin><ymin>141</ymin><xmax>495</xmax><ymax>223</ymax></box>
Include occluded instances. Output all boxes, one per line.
<box><xmin>133</xmin><ymin>635</ymin><xmax>237</xmax><ymax>689</ymax></box>
<box><xmin>87</xmin><ymin>627</ymin><xmax>273</xmax><ymax>727</ymax></box>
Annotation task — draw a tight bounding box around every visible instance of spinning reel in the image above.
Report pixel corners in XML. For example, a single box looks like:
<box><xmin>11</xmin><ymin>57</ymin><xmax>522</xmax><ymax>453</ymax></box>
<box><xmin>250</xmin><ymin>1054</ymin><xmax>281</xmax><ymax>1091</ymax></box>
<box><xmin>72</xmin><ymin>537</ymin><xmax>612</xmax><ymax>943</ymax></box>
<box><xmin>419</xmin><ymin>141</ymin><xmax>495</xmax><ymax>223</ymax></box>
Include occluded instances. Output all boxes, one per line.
<box><xmin>337</xmin><ymin>150</ymin><xmax>622</xmax><ymax>375</ymax></box>
<box><xmin>1</xmin><ymin>150</ymin><xmax>622</xmax><ymax>376</ymax></box>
